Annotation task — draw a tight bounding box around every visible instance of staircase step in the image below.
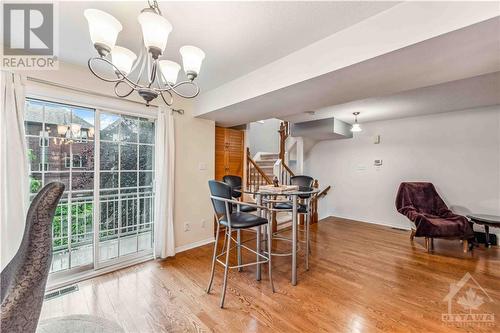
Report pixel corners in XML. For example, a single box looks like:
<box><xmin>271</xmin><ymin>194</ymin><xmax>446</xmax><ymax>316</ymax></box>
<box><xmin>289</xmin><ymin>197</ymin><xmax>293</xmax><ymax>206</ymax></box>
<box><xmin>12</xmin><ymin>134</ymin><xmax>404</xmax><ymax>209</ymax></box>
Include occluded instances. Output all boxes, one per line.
<box><xmin>256</xmin><ymin>160</ymin><xmax>276</xmax><ymax>166</ymax></box>
<box><xmin>260</xmin><ymin>153</ymin><xmax>279</xmax><ymax>160</ymax></box>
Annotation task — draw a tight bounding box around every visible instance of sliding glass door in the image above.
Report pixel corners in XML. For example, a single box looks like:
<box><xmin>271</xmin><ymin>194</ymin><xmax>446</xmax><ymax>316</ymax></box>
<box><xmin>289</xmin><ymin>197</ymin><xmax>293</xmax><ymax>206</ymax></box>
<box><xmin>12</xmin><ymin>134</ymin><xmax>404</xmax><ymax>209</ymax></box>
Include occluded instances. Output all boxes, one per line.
<box><xmin>97</xmin><ymin>111</ymin><xmax>155</xmax><ymax>266</ymax></box>
<box><xmin>24</xmin><ymin>98</ymin><xmax>155</xmax><ymax>276</ymax></box>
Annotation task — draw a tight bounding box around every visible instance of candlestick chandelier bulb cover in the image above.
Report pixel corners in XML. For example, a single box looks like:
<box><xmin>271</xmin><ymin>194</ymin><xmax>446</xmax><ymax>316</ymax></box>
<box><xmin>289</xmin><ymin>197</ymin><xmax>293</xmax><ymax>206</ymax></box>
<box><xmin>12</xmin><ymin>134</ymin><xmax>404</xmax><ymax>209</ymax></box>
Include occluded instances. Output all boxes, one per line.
<box><xmin>351</xmin><ymin>112</ymin><xmax>362</xmax><ymax>132</ymax></box>
<box><xmin>84</xmin><ymin>0</ymin><xmax>205</xmax><ymax>106</ymax></box>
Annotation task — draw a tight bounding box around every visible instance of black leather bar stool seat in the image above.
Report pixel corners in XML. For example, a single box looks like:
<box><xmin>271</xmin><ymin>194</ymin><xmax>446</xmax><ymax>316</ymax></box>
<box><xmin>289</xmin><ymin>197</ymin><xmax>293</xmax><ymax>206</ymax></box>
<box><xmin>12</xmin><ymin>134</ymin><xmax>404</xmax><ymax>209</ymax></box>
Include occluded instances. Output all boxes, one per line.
<box><xmin>274</xmin><ymin>202</ymin><xmax>308</xmax><ymax>214</ymax></box>
<box><xmin>232</xmin><ymin>203</ymin><xmax>258</xmax><ymax>213</ymax></box>
<box><xmin>220</xmin><ymin>212</ymin><xmax>268</xmax><ymax>229</ymax></box>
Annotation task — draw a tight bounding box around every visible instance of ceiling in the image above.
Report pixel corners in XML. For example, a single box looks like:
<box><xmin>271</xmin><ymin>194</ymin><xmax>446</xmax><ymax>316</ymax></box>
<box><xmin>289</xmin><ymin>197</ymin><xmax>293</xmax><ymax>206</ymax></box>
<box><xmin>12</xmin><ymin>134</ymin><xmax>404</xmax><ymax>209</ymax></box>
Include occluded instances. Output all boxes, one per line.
<box><xmin>198</xmin><ymin>17</ymin><xmax>500</xmax><ymax>127</ymax></box>
<box><xmin>57</xmin><ymin>1</ymin><xmax>399</xmax><ymax>91</ymax></box>
<box><xmin>283</xmin><ymin>72</ymin><xmax>500</xmax><ymax>125</ymax></box>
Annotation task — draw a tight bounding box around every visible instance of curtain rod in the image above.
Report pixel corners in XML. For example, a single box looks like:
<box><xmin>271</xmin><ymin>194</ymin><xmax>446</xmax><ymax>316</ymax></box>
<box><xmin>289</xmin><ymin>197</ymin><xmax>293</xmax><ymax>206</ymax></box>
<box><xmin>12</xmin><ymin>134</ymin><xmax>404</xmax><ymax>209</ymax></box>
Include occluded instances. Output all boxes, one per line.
<box><xmin>25</xmin><ymin>76</ymin><xmax>184</xmax><ymax>115</ymax></box>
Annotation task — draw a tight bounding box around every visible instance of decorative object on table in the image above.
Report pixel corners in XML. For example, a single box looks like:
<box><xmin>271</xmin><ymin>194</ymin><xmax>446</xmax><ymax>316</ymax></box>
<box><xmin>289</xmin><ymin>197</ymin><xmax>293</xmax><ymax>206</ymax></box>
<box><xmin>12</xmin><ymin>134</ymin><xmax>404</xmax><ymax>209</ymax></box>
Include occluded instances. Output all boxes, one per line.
<box><xmin>467</xmin><ymin>214</ymin><xmax>500</xmax><ymax>247</ymax></box>
<box><xmin>259</xmin><ymin>184</ymin><xmax>299</xmax><ymax>194</ymax></box>
<box><xmin>395</xmin><ymin>182</ymin><xmax>474</xmax><ymax>253</ymax></box>
<box><xmin>273</xmin><ymin>176</ymin><xmax>280</xmax><ymax>187</ymax></box>
<box><xmin>1</xmin><ymin>182</ymin><xmax>65</xmax><ymax>333</ymax></box>
<box><xmin>84</xmin><ymin>0</ymin><xmax>205</xmax><ymax>106</ymax></box>
<box><xmin>37</xmin><ymin>314</ymin><xmax>125</xmax><ymax>333</ymax></box>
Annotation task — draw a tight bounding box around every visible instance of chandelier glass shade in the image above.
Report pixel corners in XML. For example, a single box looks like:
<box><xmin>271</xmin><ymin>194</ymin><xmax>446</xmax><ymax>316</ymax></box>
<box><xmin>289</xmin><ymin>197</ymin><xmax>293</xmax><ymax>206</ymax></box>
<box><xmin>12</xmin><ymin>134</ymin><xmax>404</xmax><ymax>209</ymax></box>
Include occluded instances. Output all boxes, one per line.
<box><xmin>84</xmin><ymin>1</ymin><xmax>205</xmax><ymax>106</ymax></box>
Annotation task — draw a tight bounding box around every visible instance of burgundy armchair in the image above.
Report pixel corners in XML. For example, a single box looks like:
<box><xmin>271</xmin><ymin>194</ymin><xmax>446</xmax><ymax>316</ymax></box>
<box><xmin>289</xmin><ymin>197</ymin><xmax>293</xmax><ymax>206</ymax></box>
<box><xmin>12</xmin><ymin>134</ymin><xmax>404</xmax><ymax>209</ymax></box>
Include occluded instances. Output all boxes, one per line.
<box><xmin>395</xmin><ymin>182</ymin><xmax>474</xmax><ymax>252</ymax></box>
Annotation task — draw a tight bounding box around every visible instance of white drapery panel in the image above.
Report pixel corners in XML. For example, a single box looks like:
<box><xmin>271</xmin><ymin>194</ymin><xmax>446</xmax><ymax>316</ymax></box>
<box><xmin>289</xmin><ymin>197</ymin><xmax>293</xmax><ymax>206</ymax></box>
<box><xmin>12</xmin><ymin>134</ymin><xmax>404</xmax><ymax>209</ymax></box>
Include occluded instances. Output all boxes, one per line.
<box><xmin>154</xmin><ymin>106</ymin><xmax>176</xmax><ymax>258</ymax></box>
<box><xmin>1</xmin><ymin>72</ymin><xmax>29</xmax><ymax>269</ymax></box>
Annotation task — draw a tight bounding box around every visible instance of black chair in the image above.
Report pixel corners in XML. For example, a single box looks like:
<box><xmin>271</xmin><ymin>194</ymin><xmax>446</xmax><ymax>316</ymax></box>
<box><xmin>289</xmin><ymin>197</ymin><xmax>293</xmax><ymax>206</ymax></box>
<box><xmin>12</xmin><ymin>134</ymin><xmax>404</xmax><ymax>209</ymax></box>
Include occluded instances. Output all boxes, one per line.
<box><xmin>222</xmin><ymin>175</ymin><xmax>257</xmax><ymax>213</ymax></box>
<box><xmin>273</xmin><ymin>175</ymin><xmax>314</xmax><ymax>270</ymax></box>
<box><xmin>222</xmin><ymin>175</ymin><xmax>258</xmax><ymax>271</ymax></box>
<box><xmin>1</xmin><ymin>182</ymin><xmax>65</xmax><ymax>333</ymax></box>
<box><xmin>207</xmin><ymin>180</ymin><xmax>274</xmax><ymax>308</ymax></box>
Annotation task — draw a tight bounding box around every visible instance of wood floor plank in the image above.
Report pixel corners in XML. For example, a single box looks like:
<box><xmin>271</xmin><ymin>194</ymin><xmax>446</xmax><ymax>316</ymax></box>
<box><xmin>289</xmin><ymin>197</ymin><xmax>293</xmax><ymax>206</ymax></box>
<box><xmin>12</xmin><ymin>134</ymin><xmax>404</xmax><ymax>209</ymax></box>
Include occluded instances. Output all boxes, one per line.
<box><xmin>40</xmin><ymin>217</ymin><xmax>499</xmax><ymax>332</ymax></box>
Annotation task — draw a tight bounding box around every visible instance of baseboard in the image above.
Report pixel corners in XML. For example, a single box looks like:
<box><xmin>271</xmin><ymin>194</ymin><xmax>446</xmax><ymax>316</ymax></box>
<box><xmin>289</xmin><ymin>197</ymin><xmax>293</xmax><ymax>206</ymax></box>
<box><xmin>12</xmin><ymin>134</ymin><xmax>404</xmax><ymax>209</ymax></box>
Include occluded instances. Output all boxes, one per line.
<box><xmin>175</xmin><ymin>237</ymin><xmax>215</xmax><ymax>254</ymax></box>
<box><xmin>328</xmin><ymin>214</ymin><xmax>412</xmax><ymax>231</ymax></box>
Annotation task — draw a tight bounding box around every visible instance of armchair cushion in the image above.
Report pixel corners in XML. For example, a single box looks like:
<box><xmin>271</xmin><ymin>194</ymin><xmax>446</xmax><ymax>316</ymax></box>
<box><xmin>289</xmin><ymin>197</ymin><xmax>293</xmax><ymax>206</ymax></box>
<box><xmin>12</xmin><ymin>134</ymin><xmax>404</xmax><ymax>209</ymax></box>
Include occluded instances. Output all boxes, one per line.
<box><xmin>395</xmin><ymin>182</ymin><xmax>473</xmax><ymax>239</ymax></box>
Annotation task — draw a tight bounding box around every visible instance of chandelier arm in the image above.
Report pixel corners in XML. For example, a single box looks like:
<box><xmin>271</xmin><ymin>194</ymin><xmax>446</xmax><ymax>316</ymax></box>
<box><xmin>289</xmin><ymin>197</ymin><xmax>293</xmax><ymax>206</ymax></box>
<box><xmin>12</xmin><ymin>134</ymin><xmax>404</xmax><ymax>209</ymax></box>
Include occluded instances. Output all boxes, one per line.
<box><xmin>159</xmin><ymin>90</ymin><xmax>173</xmax><ymax>106</ymax></box>
<box><xmin>155</xmin><ymin>80</ymin><xmax>200</xmax><ymax>98</ymax></box>
<box><xmin>114</xmin><ymin>81</ymin><xmax>135</xmax><ymax>98</ymax></box>
<box><xmin>88</xmin><ymin>57</ymin><xmax>144</xmax><ymax>91</ymax></box>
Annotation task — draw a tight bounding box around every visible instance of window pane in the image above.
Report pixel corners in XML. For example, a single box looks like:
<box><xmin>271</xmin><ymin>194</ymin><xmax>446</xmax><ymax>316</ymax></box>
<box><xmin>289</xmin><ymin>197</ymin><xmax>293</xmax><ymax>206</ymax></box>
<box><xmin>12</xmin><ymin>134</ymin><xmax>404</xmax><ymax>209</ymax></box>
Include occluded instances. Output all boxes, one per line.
<box><xmin>100</xmin><ymin>142</ymin><xmax>119</xmax><ymax>170</ymax></box>
<box><xmin>29</xmin><ymin>173</ymin><xmax>43</xmax><ymax>194</ymax></box>
<box><xmin>120</xmin><ymin>116</ymin><xmax>138</xmax><ymax>142</ymax></box>
<box><xmin>139</xmin><ymin>119</ymin><xmax>154</xmax><ymax>144</ymax></box>
<box><xmin>100</xmin><ymin>172</ymin><xmax>118</xmax><ymax>189</ymax></box>
<box><xmin>44</xmin><ymin>103</ymin><xmax>72</xmax><ymax>138</ymax></box>
<box><xmin>121</xmin><ymin>171</ymin><xmax>137</xmax><ymax>188</ymax></box>
<box><xmin>100</xmin><ymin>113</ymin><xmax>120</xmax><ymax>141</ymax></box>
<box><xmin>72</xmin><ymin>141</ymin><xmax>94</xmax><ymax>171</ymax></box>
<box><xmin>25</xmin><ymin>100</ymin><xmax>44</xmax><ymax>136</ymax></box>
<box><xmin>139</xmin><ymin>172</ymin><xmax>153</xmax><ymax>187</ymax></box>
<box><xmin>26</xmin><ymin>137</ymin><xmax>42</xmax><ymax>171</ymax></box>
<box><xmin>47</xmin><ymin>140</ymin><xmax>70</xmax><ymax>171</ymax></box>
<box><xmin>45</xmin><ymin>172</ymin><xmax>70</xmax><ymax>189</ymax></box>
<box><xmin>72</xmin><ymin>172</ymin><xmax>94</xmax><ymax>191</ymax></box>
<box><xmin>139</xmin><ymin>145</ymin><xmax>153</xmax><ymax>170</ymax></box>
<box><xmin>120</xmin><ymin>144</ymin><xmax>137</xmax><ymax>170</ymax></box>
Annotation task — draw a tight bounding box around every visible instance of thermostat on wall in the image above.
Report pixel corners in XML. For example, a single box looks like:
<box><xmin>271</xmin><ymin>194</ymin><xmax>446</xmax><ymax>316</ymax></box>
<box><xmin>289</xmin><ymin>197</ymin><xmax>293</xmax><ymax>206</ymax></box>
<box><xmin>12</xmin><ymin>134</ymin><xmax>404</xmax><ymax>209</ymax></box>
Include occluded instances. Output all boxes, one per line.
<box><xmin>374</xmin><ymin>160</ymin><xmax>383</xmax><ymax>166</ymax></box>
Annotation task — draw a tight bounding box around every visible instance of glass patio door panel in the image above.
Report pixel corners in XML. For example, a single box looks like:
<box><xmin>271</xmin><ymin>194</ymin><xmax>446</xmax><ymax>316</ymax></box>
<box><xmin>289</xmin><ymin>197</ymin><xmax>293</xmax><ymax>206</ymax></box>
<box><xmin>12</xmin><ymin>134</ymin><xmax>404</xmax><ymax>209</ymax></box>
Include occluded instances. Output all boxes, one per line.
<box><xmin>25</xmin><ymin>99</ymin><xmax>95</xmax><ymax>273</ymax></box>
<box><xmin>97</xmin><ymin>111</ymin><xmax>154</xmax><ymax>266</ymax></box>
<box><xmin>25</xmin><ymin>98</ymin><xmax>155</xmax><ymax>277</ymax></box>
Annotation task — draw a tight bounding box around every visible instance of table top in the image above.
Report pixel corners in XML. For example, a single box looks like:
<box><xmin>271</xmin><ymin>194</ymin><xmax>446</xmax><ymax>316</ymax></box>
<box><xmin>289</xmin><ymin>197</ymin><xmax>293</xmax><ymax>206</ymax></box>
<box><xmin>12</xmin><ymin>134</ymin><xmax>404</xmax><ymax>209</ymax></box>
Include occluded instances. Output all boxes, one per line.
<box><xmin>236</xmin><ymin>186</ymin><xmax>321</xmax><ymax>196</ymax></box>
<box><xmin>467</xmin><ymin>214</ymin><xmax>500</xmax><ymax>224</ymax></box>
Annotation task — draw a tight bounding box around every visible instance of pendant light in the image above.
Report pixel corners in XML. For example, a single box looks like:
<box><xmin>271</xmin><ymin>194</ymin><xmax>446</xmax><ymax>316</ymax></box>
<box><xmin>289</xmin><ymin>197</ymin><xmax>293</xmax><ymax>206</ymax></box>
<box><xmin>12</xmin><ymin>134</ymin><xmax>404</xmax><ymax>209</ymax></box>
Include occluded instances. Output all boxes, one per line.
<box><xmin>351</xmin><ymin>112</ymin><xmax>362</xmax><ymax>132</ymax></box>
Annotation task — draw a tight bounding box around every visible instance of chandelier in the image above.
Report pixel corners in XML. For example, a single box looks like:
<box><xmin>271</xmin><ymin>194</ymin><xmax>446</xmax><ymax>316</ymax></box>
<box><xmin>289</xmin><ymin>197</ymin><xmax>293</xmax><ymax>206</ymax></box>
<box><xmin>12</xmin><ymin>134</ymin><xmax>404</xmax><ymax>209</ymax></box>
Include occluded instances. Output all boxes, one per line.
<box><xmin>84</xmin><ymin>0</ymin><xmax>205</xmax><ymax>106</ymax></box>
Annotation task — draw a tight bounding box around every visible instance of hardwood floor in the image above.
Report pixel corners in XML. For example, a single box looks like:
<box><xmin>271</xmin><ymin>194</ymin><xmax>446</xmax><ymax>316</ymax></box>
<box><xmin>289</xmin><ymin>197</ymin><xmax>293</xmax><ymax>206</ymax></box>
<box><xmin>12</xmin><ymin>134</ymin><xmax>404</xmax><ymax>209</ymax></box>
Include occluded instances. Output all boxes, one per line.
<box><xmin>40</xmin><ymin>217</ymin><xmax>500</xmax><ymax>332</ymax></box>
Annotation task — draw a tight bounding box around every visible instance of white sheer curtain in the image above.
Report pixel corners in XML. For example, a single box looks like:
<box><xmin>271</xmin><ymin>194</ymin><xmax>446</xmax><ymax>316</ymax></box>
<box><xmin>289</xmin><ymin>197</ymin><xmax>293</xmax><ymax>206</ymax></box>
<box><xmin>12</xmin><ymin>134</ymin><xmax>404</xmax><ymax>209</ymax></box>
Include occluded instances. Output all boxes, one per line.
<box><xmin>154</xmin><ymin>106</ymin><xmax>176</xmax><ymax>258</ymax></box>
<box><xmin>1</xmin><ymin>72</ymin><xmax>29</xmax><ymax>269</ymax></box>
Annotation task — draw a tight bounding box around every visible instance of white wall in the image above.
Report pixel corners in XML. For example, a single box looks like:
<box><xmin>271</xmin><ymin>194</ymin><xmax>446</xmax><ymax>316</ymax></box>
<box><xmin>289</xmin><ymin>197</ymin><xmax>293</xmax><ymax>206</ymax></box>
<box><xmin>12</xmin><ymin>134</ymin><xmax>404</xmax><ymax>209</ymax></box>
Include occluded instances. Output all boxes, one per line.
<box><xmin>247</xmin><ymin>118</ymin><xmax>281</xmax><ymax>155</ymax></box>
<box><xmin>305</xmin><ymin>106</ymin><xmax>500</xmax><ymax>236</ymax></box>
<box><xmin>22</xmin><ymin>62</ymin><xmax>215</xmax><ymax>252</ymax></box>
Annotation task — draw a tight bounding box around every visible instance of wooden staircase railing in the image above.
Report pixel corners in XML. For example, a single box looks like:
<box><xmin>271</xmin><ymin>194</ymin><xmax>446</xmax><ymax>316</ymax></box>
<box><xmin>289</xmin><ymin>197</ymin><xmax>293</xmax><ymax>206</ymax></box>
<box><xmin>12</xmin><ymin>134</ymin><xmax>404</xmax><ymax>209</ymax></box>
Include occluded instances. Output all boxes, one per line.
<box><xmin>246</xmin><ymin>148</ymin><xmax>272</xmax><ymax>194</ymax></box>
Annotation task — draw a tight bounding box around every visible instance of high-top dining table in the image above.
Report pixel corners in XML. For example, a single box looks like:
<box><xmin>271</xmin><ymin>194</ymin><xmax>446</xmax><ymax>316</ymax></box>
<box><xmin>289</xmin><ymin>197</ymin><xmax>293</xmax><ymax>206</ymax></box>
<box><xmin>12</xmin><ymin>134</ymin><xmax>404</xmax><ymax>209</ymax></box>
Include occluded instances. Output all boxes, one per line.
<box><xmin>237</xmin><ymin>185</ymin><xmax>321</xmax><ymax>286</ymax></box>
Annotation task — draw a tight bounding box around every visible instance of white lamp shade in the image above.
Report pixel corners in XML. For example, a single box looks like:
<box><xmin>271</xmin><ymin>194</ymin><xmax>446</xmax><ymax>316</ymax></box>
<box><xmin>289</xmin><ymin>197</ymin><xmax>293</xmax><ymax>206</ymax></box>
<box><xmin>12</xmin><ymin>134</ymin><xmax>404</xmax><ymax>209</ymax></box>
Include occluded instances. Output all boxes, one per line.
<box><xmin>159</xmin><ymin>60</ymin><xmax>181</xmax><ymax>84</ymax></box>
<box><xmin>180</xmin><ymin>45</ymin><xmax>205</xmax><ymax>75</ymax></box>
<box><xmin>137</xmin><ymin>11</ymin><xmax>172</xmax><ymax>53</ymax></box>
<box><xmin>351</xmin><ymin>123</ymin><xmax>362</xmax><ymax>132</ymax></box>
<box><xmin>84</xmin><ymin>9</ymin><xmax>122</xmax><ymax>50</ymax></box>
<box><xmin>111</xmin><ymin>46</ymin><xmax>137</xmax><ymax>74</ymax></box>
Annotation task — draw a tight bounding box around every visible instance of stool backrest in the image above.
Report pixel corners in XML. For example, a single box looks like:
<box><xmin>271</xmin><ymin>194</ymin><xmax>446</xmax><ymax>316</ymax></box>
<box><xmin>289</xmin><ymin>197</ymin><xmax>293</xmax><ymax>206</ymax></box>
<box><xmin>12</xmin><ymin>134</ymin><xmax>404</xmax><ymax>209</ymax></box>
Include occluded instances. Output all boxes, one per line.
<box><xmin>222</xmin><ymin>175</ymin><xmax>242</xmax><ymax>199</ymax></box>
<box><xmin>208</xmin><ymin>180</ymin><xmax>233</xmax><ymax>216</ymax></box>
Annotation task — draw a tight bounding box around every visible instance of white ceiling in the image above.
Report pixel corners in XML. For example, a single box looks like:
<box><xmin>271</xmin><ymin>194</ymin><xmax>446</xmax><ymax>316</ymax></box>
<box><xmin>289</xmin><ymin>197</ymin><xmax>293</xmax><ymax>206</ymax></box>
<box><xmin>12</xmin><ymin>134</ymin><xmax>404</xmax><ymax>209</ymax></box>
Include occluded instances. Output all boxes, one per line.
<box><xmin>283</xmin><ymin>72</ymin><xmax>500</xmax><ymax>125</ymax></box>
<box><xmin>198</xmin><ymin>17</ymin><xmax>500</xmax><ymax>127</ymax></box>
<box><xmin>58</xmin><ymin>1</ymin><xmax>399</xmax><ymax>91</ymax></box>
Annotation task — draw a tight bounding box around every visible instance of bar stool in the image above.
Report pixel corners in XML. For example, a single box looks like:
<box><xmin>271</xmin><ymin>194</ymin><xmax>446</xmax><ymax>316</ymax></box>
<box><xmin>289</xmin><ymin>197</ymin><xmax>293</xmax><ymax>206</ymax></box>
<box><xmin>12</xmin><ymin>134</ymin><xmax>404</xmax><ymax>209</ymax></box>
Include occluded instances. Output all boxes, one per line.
<box><xmin>272</xmin><ymin>175</ymin><xmax>314</xmax><ymax>270</ymax></box>
<box><xmin>222</xmin><ymin>175</ymin><xmax>257</xmax><ymax>271</ymax></box>
<box><xmin>207</xmin><ymin>180</ymin><xmax>275</xmax><ymax>308</ymax></box>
